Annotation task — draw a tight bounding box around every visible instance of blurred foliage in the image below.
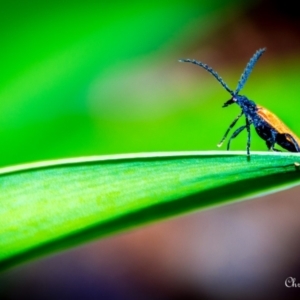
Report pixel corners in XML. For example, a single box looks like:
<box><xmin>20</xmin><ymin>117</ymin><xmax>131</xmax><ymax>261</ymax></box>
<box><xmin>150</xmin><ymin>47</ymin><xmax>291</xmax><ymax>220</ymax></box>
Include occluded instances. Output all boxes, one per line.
<box><xmin>0</xmin><ymin>0</ymin><xmax>248</xmax><ymax>167</ymax></box>
<box><xmin>0</xmin><ymin>0</ymin><xmax>299</xmax><ymax>169</ymax></box>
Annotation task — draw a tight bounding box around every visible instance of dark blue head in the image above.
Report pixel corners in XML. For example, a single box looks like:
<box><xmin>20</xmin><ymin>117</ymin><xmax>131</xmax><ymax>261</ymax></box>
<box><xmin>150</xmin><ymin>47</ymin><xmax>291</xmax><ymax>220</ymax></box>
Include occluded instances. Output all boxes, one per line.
<box><xmin>223</xmin><ymin>95</ymin><xmax>257</xmax><ymax>112</ymax></box>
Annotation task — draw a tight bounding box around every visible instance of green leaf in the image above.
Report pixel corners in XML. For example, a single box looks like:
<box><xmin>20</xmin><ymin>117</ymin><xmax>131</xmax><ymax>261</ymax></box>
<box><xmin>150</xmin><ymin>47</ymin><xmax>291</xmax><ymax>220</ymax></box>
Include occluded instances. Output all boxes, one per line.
<box><xmin>1</xmin><ymin>151</ymin><xmax>300</xmax><ymax>271</ymax></box>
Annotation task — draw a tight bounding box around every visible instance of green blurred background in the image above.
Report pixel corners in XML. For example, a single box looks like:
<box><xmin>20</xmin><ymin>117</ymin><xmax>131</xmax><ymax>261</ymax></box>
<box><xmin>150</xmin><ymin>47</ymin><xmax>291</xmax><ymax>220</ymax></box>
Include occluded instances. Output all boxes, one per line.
<box><xmin>2</xmin><ymin>0</ymin><xmax>300</xmax><ymax>168</ymax></box>
<box><xmin>1</xmin><ymin>1</ymin><xmax>300</xmax><ymax>299</ymax></box>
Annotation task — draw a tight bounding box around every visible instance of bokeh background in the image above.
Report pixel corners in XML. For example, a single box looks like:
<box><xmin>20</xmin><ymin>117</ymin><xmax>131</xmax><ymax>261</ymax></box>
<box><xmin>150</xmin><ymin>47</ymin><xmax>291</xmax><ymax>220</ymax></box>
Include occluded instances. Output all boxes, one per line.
<box><xmin>1</xmin><ymin>0</ymin><xmax>300</xmax><ymax>299</ymax></box>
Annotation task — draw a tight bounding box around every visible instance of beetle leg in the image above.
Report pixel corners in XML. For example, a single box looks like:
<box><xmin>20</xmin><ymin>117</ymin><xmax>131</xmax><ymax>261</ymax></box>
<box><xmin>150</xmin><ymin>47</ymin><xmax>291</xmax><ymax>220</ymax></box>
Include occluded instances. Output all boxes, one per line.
<box><xmin>227</xmin><ymin>125</ymin><xmax>247</xmax><ymax>151</ymax></box>
<box><xmin>218</xmin><ymin>111</ymin><xmax>244</xmax><ymax>147</ymax></box>
<box><xmin>246</xmin><ymin>118</ymin><xmax>251</xmax><ymax>156</ymax></box>
<box><xmin>266</xmin><ymin>140</ymin><xmax>281</xmax><ymax>152</ymax></box>
<box><xmin>272</xmin><ymin>147</ymin><xmax>281</xmax><ymax>152</ymax></box>
<box><xmin>265</xmin><ymin>130</ymin><xmax>281</xmax><ymax>152</ymax></box>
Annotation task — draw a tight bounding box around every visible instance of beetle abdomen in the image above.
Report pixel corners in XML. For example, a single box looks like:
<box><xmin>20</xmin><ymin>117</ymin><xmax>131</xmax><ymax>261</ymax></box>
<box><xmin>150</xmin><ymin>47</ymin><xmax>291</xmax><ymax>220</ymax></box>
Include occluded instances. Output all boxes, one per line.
<box><xmin>255</xmin><ymin>106</ymin><xmax>300</xmax><ymax>152</ymax></box>
<box><xmin>276</xmin><ymin>134</ymin><xmax>300</xmax><ymax>152</ymax></box>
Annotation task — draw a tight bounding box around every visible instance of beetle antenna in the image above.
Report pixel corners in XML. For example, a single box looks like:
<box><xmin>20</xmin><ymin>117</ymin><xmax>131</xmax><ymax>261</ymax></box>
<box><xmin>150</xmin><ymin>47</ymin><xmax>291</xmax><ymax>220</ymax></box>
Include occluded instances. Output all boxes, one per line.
<box><xmin>234</xmin><ymin>48</ymin><xmax>266</xmax><ymax>95</ymax></box>
<box><xmin>179</xmin><ymin>59</ymin><xmax>234</xmax><ymax>96</ymax></box>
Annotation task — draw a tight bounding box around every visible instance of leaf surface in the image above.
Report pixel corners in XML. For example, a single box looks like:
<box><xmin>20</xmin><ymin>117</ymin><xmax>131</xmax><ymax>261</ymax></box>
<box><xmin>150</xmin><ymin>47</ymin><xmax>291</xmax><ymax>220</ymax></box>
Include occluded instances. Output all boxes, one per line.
<box><xmin>1</xmin><ymin>151</ymin><xmax>300</xmax><ymax>271</ymax></box>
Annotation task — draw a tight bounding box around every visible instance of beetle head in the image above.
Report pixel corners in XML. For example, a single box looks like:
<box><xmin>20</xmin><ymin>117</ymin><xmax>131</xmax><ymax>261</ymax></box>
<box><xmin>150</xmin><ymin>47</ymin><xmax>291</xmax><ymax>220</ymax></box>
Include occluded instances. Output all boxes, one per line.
<box><xmin>222</xmin><ymin>97</ymin><xmax>237</xmax><ymax>107</ymax></box>
<box><xmin>223</xmin><ymin>95</ymin><xmax>257</xmax><ymax>112</ymax></box>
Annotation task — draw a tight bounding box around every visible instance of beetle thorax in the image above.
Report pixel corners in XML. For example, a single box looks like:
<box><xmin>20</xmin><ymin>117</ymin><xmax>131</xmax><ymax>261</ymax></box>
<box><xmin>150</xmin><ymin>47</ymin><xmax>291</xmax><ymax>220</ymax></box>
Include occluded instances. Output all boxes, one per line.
<box><xmin>234</xmin><ymin>95</ymin><xmax>257</xmax><ymax>116</ymax></box>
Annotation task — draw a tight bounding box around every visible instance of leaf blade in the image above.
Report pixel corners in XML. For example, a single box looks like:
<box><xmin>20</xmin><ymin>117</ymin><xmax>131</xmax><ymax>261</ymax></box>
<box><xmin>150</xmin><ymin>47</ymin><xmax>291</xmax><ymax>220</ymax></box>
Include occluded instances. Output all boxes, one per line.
<box><xmin>1</xmin><ymin>151</ymin><xmax>300</xmax><ymax>271</ymax></box>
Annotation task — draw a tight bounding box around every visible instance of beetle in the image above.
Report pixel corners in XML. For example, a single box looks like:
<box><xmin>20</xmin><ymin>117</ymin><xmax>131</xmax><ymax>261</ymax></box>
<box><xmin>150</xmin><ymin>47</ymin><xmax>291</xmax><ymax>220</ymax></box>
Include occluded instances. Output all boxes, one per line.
<box><xmin>179</xmin><ymin>48</ymin><xmax>300</xmax><ymax>156</ymax></box>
